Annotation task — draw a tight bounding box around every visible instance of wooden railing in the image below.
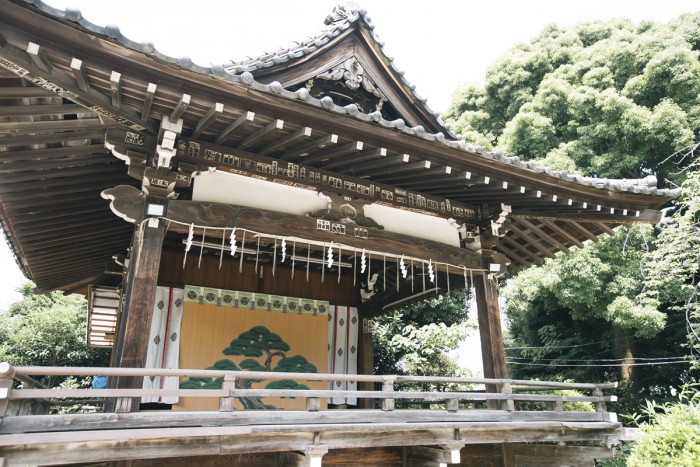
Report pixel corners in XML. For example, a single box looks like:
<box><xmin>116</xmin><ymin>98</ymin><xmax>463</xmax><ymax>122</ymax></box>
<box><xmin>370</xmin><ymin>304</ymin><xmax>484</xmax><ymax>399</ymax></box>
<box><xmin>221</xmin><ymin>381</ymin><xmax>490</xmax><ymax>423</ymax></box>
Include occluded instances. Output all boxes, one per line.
<box><xmin>0</xmin><ymin>362</ymin><xmax>617</xmax><ymax>416</ymax></box>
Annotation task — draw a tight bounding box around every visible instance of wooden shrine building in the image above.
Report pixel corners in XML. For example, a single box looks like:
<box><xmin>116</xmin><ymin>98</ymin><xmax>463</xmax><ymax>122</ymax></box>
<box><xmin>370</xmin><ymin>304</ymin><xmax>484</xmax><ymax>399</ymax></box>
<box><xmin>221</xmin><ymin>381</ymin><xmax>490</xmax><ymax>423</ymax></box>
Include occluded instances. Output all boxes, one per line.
<box><xmin>0</xmin><ymin>1</ymin><xmax>677</xmax><ymax>465</ymax></box>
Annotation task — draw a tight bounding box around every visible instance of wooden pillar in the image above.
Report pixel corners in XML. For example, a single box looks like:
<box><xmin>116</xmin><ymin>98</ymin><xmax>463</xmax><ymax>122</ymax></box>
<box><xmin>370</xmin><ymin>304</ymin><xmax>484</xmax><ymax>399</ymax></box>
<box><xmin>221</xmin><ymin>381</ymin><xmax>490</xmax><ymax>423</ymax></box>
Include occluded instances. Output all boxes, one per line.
<box><xmin>357</xmin><ymin>316</ymin><xmax>375</xmax><ymax>409</ymax></box>
<box><xmin>474</xmin><ymin>273</ymin><xmax>507</xmax><ymax>390</ymax></box>
<box><xmin>113</xmin><ymin>219</ymin><xmax>166</xmax><ymax>411</ymax></box>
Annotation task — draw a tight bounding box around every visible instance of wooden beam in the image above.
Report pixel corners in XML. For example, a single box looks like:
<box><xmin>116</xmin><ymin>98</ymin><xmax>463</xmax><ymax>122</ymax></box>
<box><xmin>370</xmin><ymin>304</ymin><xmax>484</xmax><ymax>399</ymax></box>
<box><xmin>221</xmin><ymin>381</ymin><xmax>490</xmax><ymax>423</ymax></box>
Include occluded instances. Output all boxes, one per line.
<box><xmin>0</xmin><ymin>87</ymin><xmax>54</xmax><ymax>98</ymax></box>
<box><xmin>537</xmin><ymin>218</ymin><xmax>585</xmax><ymax>249</ymax></box>
<box><xmin>0</xmin><ymin>41</ymin><xmax>153</xmax><ymax>132</ymax></box>
<box><xmin>25</xmin><ymin>42</ymin><xmax>51</xmax><ymax>72</ymax></box>
<box><xmin>500</xmin><ymin>235</ymin><xmax>543</xmax><ymax>264</ymax></box>
<box><xmin>342</xmin><ymin>154</ymin><xmax>409</xmax><ymax>174</ymax></box>
<box><xmin>0</xmin><ymin>119</ymin><xmax>115</xmax><ymax>133</ymax></box>
<box><xmin>474</xmin><ymin>273</ymin><xmax>507</xmax><ymax>405</ymax></box>
<box><xmin>318</xmin><ymin>147</ymin><xmax>386</xmax><ymax>170</ymax></box>
<box><xmin>359</xmin><ymin>160</ymin><xmax>431</xmax><ymax>177</ymax></box>
<box><xmin>0</xmin><ymin>129</ymin><xmax>103</xmax><ymax>147</ymax></box>
<box><xmin>191</xmin><ymin>102</ymin><xmax>224</xmax><ymax>139</ymax></box>
<box><xmin>507</xmin><ymin>223</ymin><xmax>556</xmax><ymax>259</ymax></box>
<box><xmin>280</xmin><ymin>133</ymin><xmax>337</xmax><ymax>160</ymax></box>
<box><xmin>0</xmin><ymin>143</ymin><xmax>106</xmax><ymax>162</ymax></box>
<box><xmin>114</xmin><ymin>219</ymin><xmax>166</xmax><ymax>410</ymax></box>
<box><xmin>0</xmin><ymin>104</ymin><xmax>86</xmax><ymax>117</ymax></box>
<box><xmin>141</xmin><ymin>82</ymin><xmax>157</xmax><ymax>120</ymax></box>
<box><xmin>259</xmin><ymin>126</ymin><xmax>312</xmax><ymax>155</ymax></box>
<box><xmin>392</xmin><ymin>171</ymin><xmax>471</xmax><ymax>190</ymax></box>
<box><xmin>493</xmin><ymin>243</ymin><xmax>529</xmax><ymax>270</ymax></box>
<box><xmin>301</xmin><ymin>140</ymin><xmax>364</xmax><ymax>165</ymax></box>
<box><xmin>169</xmin><ymin>93</ymin><xmax>191</xmax><ymax>122</ymax></box>
<box><xmin>373</xmin><ymin>164</ymin><xmax>451</xmax><ymax>184</ymax></box>
<box><xmin>214</xmin><ymin>111</ymin><xmax>255</xmax><ymax>145</ymax></box>
<box><xmin>238</xmin><ymin>119</ymin><xmax>283</xmax><ymax>150</ymax></box>
<box><xmin>512</xmin><ymin>217</ymin><xmax>570</xmax><ymax>254</ymax></box>
<box><xmin>567</xmin><ymin>220</ymin><xmax>599</xmax><ymax>243</ymax></box>
<box><xmin>593</xmin><ymin>222</ymin><xmax>616</xmax><ymax>236</ymax></box>
<box><xmin>109</xmin><ymin>71</ymin><xmax>121</xmax><ymax>109</ymax></box>
<box><xmin>70</xmin><ymin>58</ymin><xmax>90</xmax><ymax>92</ymax></box>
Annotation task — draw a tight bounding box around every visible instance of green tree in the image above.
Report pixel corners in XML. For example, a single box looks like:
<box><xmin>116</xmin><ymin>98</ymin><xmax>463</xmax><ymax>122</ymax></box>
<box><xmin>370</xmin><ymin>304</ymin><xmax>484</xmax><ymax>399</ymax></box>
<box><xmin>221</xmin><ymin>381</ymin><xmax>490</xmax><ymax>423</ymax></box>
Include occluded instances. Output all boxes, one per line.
<box><xmin>180</xmin><ymin>326</ymin><xmax>316</xmax><ymax>409</ymax></box>
<box><xmin>444</xmin><ymin>13</ymin><xmax>700</xmax><ymax>182</ymax></box>
<box><xmin>627</xmin><ymin>391</ymin><xmax>700</xmax><ymax>466</ymax></box>
<box><xmin>0</xmin><ymin>282</ymin><xmax>110</xmax><ymax>388</ymax></box>
<box><xmin>372</xmin><ymin>290</ymin><xmax>475</xmax><ymax>388</ymax></box>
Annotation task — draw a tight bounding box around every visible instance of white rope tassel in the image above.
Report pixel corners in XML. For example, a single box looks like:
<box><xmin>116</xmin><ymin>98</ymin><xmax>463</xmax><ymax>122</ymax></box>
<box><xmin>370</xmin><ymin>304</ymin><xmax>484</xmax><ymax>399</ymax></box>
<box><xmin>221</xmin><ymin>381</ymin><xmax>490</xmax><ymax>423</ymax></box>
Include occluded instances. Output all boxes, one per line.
<box><xmin>337</xmin><ymin>245</ymin><xmax>342</xmax><ymax>284</ymax></box>
<box><xmin>182</xmin><ymin>223</ymin><xmax>194</xmax><ymax>268</ymax></box>
<box><xmin>400</xmin><ymin>255</ymin><xmax>407</xmax><ymax>279</ymax></box>
<box><xmin>327</xmin><ymin>241</ymin><xmax>334</xmax><ymax>269</ymax></box>
<box><xmin>229</xmin><ymin>227</ymin><xmax>237</xmax><ymax>256</ymax></box>
<box><xmin>360</xmin><ymin>248</ymin><xmax>367</xmax><ymax>273</ymax></box>
<box><xmin>428</xmin><ymin>259</ymin><xmax>435</xmax><ymax>284</ymax></box>
<box><xmin>281</xmin><ymin>237</ymin><xmax>286</xmax><ymax>263</ymax></box>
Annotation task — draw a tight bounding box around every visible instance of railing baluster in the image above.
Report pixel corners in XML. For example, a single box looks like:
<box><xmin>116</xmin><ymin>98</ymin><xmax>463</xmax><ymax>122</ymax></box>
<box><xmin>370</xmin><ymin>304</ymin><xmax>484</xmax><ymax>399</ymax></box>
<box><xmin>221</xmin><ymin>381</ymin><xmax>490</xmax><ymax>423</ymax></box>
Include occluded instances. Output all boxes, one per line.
<box><xmin>306</xmin><ymin>397</ymin><xmax>321</xmax><ymax>412</ymax></box>
<box><xmin>381</xmin><ymin>377</ymin><xmax>396</xmax><ymax>412</ymax></box>
<box><xmin>592</xmin><ymin>388</ymin><xmax>607</xmax><ymax>413</ymax></box>
<box><xmin>219</xmin><ymin>373</ymin><xmax>237</xmax><ymax>412</ymax></box>
<box><xmin>501</xmin><ymin>383</ymin><xmax>515</xmax><ymax>412</ymax></box>
<box><xmin>446</xmin><ymin>398</ymin><xmax>459</xmax><ymax>413</ymax></box>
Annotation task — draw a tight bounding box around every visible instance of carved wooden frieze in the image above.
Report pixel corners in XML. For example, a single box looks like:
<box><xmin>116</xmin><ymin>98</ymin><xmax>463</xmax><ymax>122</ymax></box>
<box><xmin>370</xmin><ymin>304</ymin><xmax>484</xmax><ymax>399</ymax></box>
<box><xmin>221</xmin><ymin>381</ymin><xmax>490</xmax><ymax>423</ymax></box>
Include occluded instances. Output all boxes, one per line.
<box><xmin>101</xmin><ymin>185</ymin><xmax>487</xmax><ymax>270</ymax></box>
<box><xmin>176</xmin><ymin>138</ymin><xmax>477</xmax><ymax>223</ymax></box>
<box><xmin>307</xmin><ymin>191</ymin><xmax>383</xmax><ymax>229</ymax></box>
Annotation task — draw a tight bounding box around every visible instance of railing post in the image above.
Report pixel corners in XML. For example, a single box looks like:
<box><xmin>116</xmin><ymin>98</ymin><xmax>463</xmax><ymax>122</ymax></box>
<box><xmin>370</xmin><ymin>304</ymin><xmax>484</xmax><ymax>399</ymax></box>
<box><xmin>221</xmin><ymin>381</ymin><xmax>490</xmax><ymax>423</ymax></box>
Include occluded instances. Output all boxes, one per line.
<box><xmin>381</xmin><ymin>377</ymin><xmax>395</xmax><ymax>412</ymax></box>
<box><xmin>446</xmin><ymin>398</ymin><xmax>459</xmax><ymax>413</ymax></box>
<box><xmin>500</xmin><ymin>382</ymin><xmax>515</xmax><ymax>412</ymax></box>
<box><xmin>0</xmin><ymin>362</ymin><xmax>15</xmax><ymax>418</ymax></box>
<box><xmin>546</xmin><ymin>399</ymin><xmax>564</xmax><ymax>412</ymax></box>
<box><xmin>592</xmin><ymin>388</ymin><xmax>607</xmax><ymax>413</ymax></box>
<box><xmin>219</xmin><ymin>373</ymin><xmax>237</xmax><ymax>412</ymax></box>
<box><xmin>306</xmin><ymin>397</ymin><xmax>321</xmax><ymax>412</ymax></box>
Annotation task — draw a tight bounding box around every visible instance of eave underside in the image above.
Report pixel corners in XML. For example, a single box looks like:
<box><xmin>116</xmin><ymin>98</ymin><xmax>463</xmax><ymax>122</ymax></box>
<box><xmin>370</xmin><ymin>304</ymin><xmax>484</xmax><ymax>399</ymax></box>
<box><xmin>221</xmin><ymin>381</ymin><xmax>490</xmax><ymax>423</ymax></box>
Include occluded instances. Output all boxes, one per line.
<box><xmin>0</xmin><ymin>1</ymin><xmax>672</xmax><ymax>291</ymax></box>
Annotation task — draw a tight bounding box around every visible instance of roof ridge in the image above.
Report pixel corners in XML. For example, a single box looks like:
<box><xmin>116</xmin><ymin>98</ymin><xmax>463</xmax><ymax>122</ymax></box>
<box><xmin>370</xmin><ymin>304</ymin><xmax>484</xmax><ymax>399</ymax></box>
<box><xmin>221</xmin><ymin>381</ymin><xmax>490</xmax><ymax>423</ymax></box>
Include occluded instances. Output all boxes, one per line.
<box><xmin>19</xmin><ymin>0</ymin><xmax>680</xmax><ymax>198</ymax></box>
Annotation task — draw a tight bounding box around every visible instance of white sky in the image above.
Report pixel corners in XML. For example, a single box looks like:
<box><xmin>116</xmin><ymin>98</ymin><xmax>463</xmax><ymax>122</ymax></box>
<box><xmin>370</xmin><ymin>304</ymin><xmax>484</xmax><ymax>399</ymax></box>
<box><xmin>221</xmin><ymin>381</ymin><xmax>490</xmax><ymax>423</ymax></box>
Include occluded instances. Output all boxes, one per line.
<box><xmin>1</xmin><ymin>0</ymin><xmax>698</xmax><ymax>321</ymax></box>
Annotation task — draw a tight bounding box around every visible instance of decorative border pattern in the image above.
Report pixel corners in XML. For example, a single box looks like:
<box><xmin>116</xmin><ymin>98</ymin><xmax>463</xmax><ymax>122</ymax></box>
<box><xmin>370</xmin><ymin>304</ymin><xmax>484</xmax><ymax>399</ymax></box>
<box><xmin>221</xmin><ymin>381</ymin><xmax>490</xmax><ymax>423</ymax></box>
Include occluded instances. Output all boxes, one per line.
<box><xmin>184</xmin><ymin>285</ymin><xmax>329</xmax><ymax>316</ymax></box>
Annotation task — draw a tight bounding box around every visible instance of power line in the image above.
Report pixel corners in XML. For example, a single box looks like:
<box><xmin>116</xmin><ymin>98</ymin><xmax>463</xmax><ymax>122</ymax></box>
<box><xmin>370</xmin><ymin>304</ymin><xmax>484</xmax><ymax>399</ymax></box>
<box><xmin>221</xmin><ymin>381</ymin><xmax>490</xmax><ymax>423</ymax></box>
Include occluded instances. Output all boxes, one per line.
<box><xmin>506</xmin><ymin>360</ymin><xmax>696</xmax><ymax>368</ymax></box>
<box><xmin>508</xmin><ymin>355</ymin><xmax>689</xmax><ymax>363</ymax></box>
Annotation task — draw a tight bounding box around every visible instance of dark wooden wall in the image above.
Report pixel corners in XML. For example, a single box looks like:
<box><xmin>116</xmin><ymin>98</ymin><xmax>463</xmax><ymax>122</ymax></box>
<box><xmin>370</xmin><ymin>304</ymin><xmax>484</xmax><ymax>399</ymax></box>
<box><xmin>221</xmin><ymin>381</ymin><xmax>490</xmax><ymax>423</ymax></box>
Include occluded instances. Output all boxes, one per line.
<box><xmin>158</xmin><ymin>249</ymin><xmax>360</xmax><ymax>306</ymax></box>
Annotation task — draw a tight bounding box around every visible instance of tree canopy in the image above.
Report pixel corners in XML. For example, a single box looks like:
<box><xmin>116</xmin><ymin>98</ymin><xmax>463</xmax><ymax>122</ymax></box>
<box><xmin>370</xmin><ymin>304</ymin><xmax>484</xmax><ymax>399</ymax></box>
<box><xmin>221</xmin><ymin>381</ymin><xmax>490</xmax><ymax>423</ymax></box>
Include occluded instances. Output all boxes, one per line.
<box><xmin>444</xmin><ymin>13</ymin><xmax>700</xmax><ymax>182</ymax></box>
<box><xmin>443</xmin><ymin>12</ymin><xmax>700</xmax><ymax>407</ymax></box>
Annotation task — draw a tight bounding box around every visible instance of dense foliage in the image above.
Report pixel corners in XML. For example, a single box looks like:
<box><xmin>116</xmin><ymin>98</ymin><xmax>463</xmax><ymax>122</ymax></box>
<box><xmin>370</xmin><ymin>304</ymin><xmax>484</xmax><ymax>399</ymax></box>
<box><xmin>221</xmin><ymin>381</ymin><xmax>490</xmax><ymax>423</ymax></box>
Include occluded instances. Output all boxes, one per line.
<box><xmin>443</xmin><ymin>12</ymin><xmax>700</xmax><ymax>410</ymax></box>
<box><xmin>627</xmin><ymin>391</ymin><xmax>700</xmax><ymax>465</ymax></box>
<box><xmin>444</xmin><ymin>13</ymin><xmax>700</xmax><ymax>183</ymax></box>
<box><xmin>372</xmin><ymin>290</ymin><xmax>474</xmax><ymax>386</ymax></box>
<box><xmin>0</xmin><ymin>283</ymin><xmax>110</xmax><ymax>387</ymax></box>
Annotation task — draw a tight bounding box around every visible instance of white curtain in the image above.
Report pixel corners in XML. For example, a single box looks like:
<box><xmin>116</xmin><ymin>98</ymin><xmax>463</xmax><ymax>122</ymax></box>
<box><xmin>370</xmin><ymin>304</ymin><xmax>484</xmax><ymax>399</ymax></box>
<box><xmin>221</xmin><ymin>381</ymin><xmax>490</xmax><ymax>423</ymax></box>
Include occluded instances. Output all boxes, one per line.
<box><xmin>328</xmin><ymin>305</ymin><xmax>359</xmax><ymax>405</ymax></box>
<box><xmin>141</xmin><ymin>286</ymin><xmax>184</xmax><ymax>404</ymax></box>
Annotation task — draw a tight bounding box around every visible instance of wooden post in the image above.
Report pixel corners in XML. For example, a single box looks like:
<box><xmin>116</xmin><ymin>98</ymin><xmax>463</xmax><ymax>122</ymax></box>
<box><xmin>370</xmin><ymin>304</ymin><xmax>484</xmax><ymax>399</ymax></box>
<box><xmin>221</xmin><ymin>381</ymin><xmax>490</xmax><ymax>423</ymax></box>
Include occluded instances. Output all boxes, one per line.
<box><xmin>381</xmin><ymin>377</ymin><xmax>395</xmax><ymax>411</ymax></box>
<box><xmin>219</xmin><ymin>373</ymin><xmax>237</xmax><ymax>412</ymax></box>
<box><xmin>357</xmin><ymin>317</ymin><xmax>375</xmax><ymax>409</ymax></box>
<box><xmin>592</xmin><ymin>388</ymin><xmax>607</xmax><ymax>413</ymax></box>
<box><xmin>0</xmin><ymin>362</ymin><xmax>15</xmax><ymax>418</ymax></box>
<box><xmin>474</xmin><ymin>272</ymin><xmax>507</xmax><ymax>407</ymax></box>
<box><xmin>501</xmin><ymin>382</ymin><xmax>515</xmax><ymax>412</ymax></box>
<box><xmin>306</xmin><ymin>397</ymin><xmax>321</xmax><ymax>412</ymax></box>
<box><xmin>113</xmin><ymin>219</ymin><xmax>166</xmax><ymax>412</ymax></box>
<box><xmin>446</xmin><ymin>398</ymin><xmax>459</xmax><ymax>413</ymax></box>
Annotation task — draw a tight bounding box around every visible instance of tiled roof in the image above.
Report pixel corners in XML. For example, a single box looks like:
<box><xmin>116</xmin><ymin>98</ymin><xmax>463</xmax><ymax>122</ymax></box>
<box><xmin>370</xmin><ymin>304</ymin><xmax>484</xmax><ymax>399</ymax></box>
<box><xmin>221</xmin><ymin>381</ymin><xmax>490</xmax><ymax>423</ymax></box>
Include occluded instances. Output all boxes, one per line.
<box><xmin>20</xmin><ymin>0</ymin><xmax>680</xmax><ymax>198</ymax></box>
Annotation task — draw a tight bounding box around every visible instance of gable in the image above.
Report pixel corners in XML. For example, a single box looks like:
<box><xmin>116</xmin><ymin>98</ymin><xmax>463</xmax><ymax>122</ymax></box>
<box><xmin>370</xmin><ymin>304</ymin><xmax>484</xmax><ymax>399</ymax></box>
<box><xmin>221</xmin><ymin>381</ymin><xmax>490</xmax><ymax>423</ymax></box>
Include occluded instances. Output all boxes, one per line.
<box><xmin>229</xmin><ymin>5</ymin><xmax>452</xmax><ymax>136</ymax></box>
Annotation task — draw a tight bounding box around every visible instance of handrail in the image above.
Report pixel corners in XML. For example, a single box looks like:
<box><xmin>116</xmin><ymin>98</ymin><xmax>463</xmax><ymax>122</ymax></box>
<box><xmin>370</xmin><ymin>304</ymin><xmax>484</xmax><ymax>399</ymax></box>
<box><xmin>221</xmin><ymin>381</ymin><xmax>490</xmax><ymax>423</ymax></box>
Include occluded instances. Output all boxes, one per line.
<box><xmin>10</xmin><ymin>365</ymin><xmax>617</xmax><ymax>390</ymax></box>
<box><xmin>0</xmin><ymin>363</ymin><xmax>618</xmax><ymax>417</ymax></box>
